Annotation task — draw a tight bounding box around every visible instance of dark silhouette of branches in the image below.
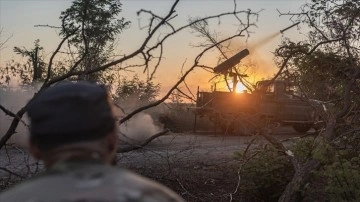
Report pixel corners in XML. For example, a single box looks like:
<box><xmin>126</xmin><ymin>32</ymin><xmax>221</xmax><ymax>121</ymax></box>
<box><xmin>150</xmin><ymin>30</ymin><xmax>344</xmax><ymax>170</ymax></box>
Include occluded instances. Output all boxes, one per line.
<box><xmin>117</xmin><ymin>129</ymin><xmax>169</xmax><ymax>153</ymax></box>
<box><xmin>0</xmin><ymin>28</ymin><xmax>13</xmax><ymax>51</ymax></box>
<box><xmin>1</xmin><ymin>0</ymin><xmax>258</xmax><ymax>152</ymax></box>
<box><xmin>0</xmin><ymin>107</ymin><xmax>27</xmax><ymax>149</ymax></box>
<box><xmin>43</xmin><ymin>29</ymin><xmax>78</xmax><ymax>84</ymax></box>
<box><xmin>0</xmin><ymin>105</ymin><xmax>28</xmax><ymax>127</ymax></box>
<box><xmin>0</xmin><ymin>167</ymin><xmax>25</xmax><ymax>179</ymax></box>
<box><xmin>272</xmin><ymin>1</ymin><xmax>360</xmax><ymax>201</ymax></box>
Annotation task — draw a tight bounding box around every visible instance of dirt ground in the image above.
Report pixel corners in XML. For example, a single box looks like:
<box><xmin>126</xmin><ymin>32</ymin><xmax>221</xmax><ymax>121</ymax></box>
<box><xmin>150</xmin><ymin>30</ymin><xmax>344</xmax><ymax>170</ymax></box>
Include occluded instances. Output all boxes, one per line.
<box><xmin>118</xmin><ymin>127</ymin><xmax>302</xmax><ymax>202</ymax></box>
<box><xmin>0</xmin><ymin>126</ymin><xmax>302</xmax><ymax>202</ymax></box>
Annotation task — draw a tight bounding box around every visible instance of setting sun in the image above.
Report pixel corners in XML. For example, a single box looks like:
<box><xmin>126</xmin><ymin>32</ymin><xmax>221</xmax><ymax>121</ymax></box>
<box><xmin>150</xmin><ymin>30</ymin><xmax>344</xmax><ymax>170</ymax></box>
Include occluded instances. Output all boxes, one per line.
<box><xmin>236</xmin><ymin>83</ymin><xmax>248</xmax><ymax>93</ymax></box>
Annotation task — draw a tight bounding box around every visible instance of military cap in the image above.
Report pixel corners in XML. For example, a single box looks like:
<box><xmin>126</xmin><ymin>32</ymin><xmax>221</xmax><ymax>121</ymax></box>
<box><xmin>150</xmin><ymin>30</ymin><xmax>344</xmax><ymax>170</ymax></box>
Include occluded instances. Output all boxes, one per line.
<box><xmin>27</xmin><ymin>81</ymin><xmax>116</xmax><ymax>150</ymax></box>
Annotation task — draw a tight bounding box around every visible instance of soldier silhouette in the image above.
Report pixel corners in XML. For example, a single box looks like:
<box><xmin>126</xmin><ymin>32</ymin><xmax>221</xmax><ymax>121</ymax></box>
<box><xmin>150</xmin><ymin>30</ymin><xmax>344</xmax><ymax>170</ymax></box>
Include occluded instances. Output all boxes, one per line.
<box><xmin>0</xmin><ymin>81</ymin><xmax>184</xmax><ymax>202</ymax></box>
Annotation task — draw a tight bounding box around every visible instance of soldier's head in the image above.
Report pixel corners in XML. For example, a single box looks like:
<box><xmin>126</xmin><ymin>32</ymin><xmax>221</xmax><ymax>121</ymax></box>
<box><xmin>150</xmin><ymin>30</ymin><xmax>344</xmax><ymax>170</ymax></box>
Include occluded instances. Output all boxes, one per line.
<box><xmin>26</xmin><ymin>81</ymin><xmax>118</xmax><ymax>167</ymax></box>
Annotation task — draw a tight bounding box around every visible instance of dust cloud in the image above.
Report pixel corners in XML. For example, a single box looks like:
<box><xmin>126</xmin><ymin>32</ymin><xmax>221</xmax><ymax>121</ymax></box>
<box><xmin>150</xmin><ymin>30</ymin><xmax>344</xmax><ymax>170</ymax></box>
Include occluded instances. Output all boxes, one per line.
<box><xmin>118</xmin><ymin>112</ymin><xmax>162</xmax><ymax>144</ymax></box>
<box><xmin>115</xmin><ymin>95</ymin><xmax>163</xmax><ymax>144</ymax></box>
<box><xmin>0</xmin><ymin>86</ymin><xmax>163</xmax><ymax>147</ymax></box>
<box><xmin>0</xmin><ymin>86</ymin><xmax>38</xmax><ymax>148</ymax></box>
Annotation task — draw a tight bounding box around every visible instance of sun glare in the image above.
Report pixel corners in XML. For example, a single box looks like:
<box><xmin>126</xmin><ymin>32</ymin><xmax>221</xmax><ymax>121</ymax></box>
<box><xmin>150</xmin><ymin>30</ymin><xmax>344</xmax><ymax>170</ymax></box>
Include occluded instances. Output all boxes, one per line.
<box><xmin>235</xmin><ymin>83</ymin><xmax>247</xmax><ymax>93</ymax></box>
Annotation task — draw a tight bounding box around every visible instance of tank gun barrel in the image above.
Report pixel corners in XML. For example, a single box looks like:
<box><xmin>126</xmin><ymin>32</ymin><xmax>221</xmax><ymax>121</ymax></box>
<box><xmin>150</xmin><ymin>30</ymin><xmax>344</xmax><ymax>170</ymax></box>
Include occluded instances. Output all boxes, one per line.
<box><xmin>213</xmin><ymin>49</ymin><xmax>250</xmax><ymax>74</ymax></box>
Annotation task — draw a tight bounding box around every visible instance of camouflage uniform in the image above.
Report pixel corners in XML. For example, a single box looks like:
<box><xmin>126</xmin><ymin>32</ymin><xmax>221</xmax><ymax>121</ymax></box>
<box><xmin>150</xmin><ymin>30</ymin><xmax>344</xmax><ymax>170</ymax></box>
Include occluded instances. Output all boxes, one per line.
<box><xmin>0</xmin><ymin>159</ymin><xmax>185</xmax><ymax>202</ymax></box>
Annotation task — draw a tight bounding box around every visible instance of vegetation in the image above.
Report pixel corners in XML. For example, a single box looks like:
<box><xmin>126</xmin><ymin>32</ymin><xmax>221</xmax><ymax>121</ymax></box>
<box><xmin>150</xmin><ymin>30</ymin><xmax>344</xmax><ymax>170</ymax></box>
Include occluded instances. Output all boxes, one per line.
<box><xmin>235</xmin><ymin>145</ymin><xmax>294</xmax><ymax>202</ymax></box>
<box><xmin>59</xmin><ymin>0</ymin><xmax>130</xmax><ymax>81</ymax></box>
<box><xmin>1</xmin><ymin>0</ymin><xmax>359</xmax><ymax>201</ymax></box>
<box><xmin>0</xmin><ymin>40</ymin><xmax>46</xmax><ymax>85</ymax></box>
<box><xmin>0</xmin><ymin>0</ymin><xmax>130</xmax><ymax>86</ymax></box>
<box><xmin>114</xmin><ymin>75</ymin><xmax>160</xmax><ymax>103</ymax></box>
<box><xmin>0</xmin><ymin>0</ymin><xmax>259</xmax><ymax>150</ymax></box>
<box><xmin>236</xmin><ymin>1</ymin><xmax>360</xmax><ymax>201</ymax></box>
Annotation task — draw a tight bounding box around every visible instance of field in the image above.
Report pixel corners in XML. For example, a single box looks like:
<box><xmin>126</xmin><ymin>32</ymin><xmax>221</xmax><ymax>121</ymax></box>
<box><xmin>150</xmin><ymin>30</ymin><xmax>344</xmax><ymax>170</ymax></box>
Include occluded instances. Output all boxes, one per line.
<box><xmin>118</xmin><ymin>128</ymin><xmax>302</xmax><ymax>202</ymax></box>
<box><xmin>0</xmin><ymin>104</ymin><xmax>304</xmax><ymax>201</ymax></box>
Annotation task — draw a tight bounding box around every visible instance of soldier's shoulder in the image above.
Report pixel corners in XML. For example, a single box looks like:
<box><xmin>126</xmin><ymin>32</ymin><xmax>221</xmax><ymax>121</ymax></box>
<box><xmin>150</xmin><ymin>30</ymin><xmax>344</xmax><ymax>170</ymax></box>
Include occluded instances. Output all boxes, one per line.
<box><xmin>108</xmin><ymin>167</ymin><xmax>185</xmax><ymax>201</ymax></box>
<box><xmin>1</xmin><ymin>165</ymin><xmax>185</xmax><ymax>202</ymax></box>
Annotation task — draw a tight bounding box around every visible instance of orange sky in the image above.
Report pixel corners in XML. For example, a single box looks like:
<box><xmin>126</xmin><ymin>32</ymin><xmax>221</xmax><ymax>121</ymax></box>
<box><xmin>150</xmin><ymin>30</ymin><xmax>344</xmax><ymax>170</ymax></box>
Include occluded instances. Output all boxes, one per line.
<box><xmin>0</xmin><ymin>0</ymin><xmax>307</xmax><ymax>99</ymax></box>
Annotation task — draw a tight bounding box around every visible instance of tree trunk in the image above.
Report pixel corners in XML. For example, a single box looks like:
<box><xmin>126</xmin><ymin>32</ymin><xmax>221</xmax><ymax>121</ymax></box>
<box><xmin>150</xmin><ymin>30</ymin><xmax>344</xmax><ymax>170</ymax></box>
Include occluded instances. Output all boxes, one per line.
<box><xmin>0</xmin><ymin>107</ymin><xmax>26</xmax><ymax>150</ymax></box>
<box><xmin>280</xmin><ymin>119</ymin><xmax>336</xmax><ymax>202</ymax></box>
<box><xmin>279</xmin><ymin>159</ymin><xmax>321</xmax><ymax>202</ymax></box>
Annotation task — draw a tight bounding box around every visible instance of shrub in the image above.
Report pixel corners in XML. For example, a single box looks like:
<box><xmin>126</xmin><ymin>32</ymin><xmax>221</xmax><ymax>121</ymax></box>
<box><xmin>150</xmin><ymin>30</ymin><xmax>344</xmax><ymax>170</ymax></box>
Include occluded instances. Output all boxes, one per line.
<box><xmin>235</xmin><ymin>145</ymin><xmax>294</xmax><ymax>202</ymax></box>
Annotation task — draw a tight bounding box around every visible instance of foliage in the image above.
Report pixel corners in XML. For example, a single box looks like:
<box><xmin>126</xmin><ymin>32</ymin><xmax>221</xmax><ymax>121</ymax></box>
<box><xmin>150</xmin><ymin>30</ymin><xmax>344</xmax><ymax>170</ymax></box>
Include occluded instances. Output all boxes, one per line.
<box><xmin>289</xmin><ymin>51</ymin><xmax>354</xmax><ymax>101</ymax></box>
<box><xmin>296</xmin><ymin>133</ymin><xmax>360</xmax><ymax>201</ymax></box>
<box><xmin>321</xmin><ymin>151</ymin><xmax>360</xmax><ymax>201</ymax></box>
<box><xmin>59</xmin><ymin>0</ymin><xmax>130</xmax><ymax>80</ymax></box>
<box><xmin>276</xmin><ymin>0</ymin><xmax>359</xmax><ymax>101</ymax></box>
<box><xmin>237</xmin><ymin>132</ymin><xmax>359</xmax><ymax>201</ymax></box>
<box><xmin>114</xmin><ymin>75</ymin><xmax>160</xmax><ymax>103</ymax></box>
<box><xmin>12</xmin><ymin>39</ymin><xmax>46</xmax><ymax>84</ymax></box>
<box><xmin>235</xmin><ymin>145</ymin><xmax>294</xmax><ymax>202</ymax></box>
<box><xmin>306</xmin><ymin>0</ymin><xmax>360</xmax><ymax>48</ymax></box>
<box><xmin>323</xmin><ymin>125</ymin><xmax>360</xmax><ymax>201</ymax></box>
<box><xmin>0</xmin><ymin>52</ymin><xmax>72</xmax><ymax>86</ymax></box>
<box><xmin>60</xmin><ymin>0</ymin><xmax>129</xmax><ymax>47</ymax></box>
<box><xmin>273</xmin><ymin>2</ymin><xmax>360</xmax><ymax>200</ymax></box>
<box><xmin>294</xmin><ymin>127</ymin><xmax>360</xmax><ymax>201</ymax></box>
<box><xmin>1</xmin><ymin>0</ymin><xmax>131</xmax><ymax>85</ymax></box>
<box><xmin>0</xmin><ymin>61</ymin><xmax>31</xmax><ymax>86</ymax></box>
<box><xmin>292</xmin><ymin>137</ymin><xmax>317</xmax><ymax>164</ymax></box>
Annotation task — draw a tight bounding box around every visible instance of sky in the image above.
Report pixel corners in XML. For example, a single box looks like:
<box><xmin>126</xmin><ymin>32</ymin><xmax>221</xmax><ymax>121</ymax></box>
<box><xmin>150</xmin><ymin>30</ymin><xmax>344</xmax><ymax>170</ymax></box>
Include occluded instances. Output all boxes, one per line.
<box><xmin>0</xmin><ymin>0</ymin><xmax>308</xmax><ymax>96</ymax></box>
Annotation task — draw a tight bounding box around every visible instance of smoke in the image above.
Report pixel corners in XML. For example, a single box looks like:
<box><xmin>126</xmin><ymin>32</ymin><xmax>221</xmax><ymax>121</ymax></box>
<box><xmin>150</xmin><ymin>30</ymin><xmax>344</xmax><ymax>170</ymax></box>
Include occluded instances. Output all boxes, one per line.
<box><xmin>115</xmin><ymin>96</ymin><xmax>163</xmax><ymax>144</ymax></box>
<box><xmin>248</xmin><ymin>32</ymin><xmax>281</xmax><ymax>50</ymax></box>
<box><xmin>119</xmin><ymin>112</ymin><xmax>162</xmax><ymax>144</ymax></box>
<box><xmin>225</xmin><ymin>31</ymin><xmax>281</xmax><ymax>74</ymax></box>
<box><xmin>1</xmin><ymin>84</ymin><xmax>164</xmax><ymax>147</ymax></box>
<box><xmin>0</xmin><ymin>85</ymin><xmax>39</xmax><ymax>148</ymax></box>
<box><xmin>237</xmin><ymin>31</ymin><xmax>282</xmax><ymax>81</ymax></box>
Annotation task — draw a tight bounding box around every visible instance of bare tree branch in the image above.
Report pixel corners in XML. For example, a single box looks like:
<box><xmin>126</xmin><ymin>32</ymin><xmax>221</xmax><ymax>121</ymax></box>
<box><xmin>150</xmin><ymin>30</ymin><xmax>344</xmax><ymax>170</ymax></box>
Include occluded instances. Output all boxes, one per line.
<box><xmin>34</xmin><ymin>24</ymin><xmax>61</xmax><ymax>29</ymax></box>
<box><xmin>0</xmin><ymin>28</ymin><xmax>13</xmax><ymax>50</ymax></box>
<box><xmin>0</xmin><ymin>0</ymin><xmax>258</xmax><ymax>153</ymax></box>
<box><xmin>117</xmin><ymin>129</ymin><xmax>169</xmax><ymax>153</ymax></box>
<box><xmin>0</xmin><ymin>167</ymin><xmax>25</xmax><ymax>179</ymax></box>
<box><xmin>0</xmin><ymin>104</ymin><xmax>28</xmax><ymax>127</ymax></box>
